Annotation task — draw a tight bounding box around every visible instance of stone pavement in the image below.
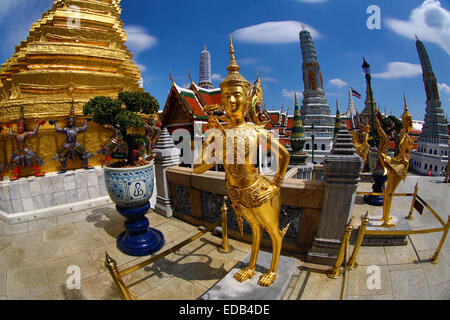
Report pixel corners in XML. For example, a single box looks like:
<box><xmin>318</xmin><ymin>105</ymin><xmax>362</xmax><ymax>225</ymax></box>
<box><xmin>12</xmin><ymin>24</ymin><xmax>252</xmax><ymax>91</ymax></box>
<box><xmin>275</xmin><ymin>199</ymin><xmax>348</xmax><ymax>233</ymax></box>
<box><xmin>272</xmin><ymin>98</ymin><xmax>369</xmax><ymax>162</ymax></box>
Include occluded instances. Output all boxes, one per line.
<box><xmin>0</xmin><ymin>175</ymin><xmax>448</xmax><ymax>300</ymax></box>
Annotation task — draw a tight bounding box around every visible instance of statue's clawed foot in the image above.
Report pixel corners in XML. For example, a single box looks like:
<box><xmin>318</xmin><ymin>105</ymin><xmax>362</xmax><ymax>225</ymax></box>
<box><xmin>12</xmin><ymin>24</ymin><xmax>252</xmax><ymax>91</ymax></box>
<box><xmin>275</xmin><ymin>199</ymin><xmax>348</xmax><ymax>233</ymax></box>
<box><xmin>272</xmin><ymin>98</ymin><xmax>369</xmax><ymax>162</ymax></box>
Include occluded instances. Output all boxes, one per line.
<box><xmin>234</xmin><ymin>267</ymin><xmax>255</xmax><ymax>283</ymax></box>
<box><xmin>258</xmin><ymin>272</ymin><xmax>277</xmax><ymax>287</ymax></box>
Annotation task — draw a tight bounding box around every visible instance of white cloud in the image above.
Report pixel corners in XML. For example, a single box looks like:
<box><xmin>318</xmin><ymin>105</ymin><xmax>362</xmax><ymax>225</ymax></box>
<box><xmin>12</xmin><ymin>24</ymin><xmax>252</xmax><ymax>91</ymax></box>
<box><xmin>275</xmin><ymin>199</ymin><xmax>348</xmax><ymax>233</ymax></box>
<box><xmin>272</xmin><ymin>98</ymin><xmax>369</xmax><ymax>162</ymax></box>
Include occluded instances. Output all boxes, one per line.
<box><xmin>261</xmin><ymin>77</ymin><xmax>278</xmax><ymax>83</ymax></box>
<box><xmin>211</xmin><ymin>73</ymin><xmax>223</xmax><ymax>81</ymax></box>
<box><xmin>385</xmin><ymin>0</ymin><xmax>450</xmax><ymax>55</ymax></box>
<box><xmin>438</xmin><ymin>83</ymin><xmax>450</xmax><ymax>94</ymax></box>
<box><xmin>238</xmin><ymin>58</ymin><xmax>261</xmax><ymax>65</ymax></box>
<box><xmin>124</xmin><ymin>25</ymin><xmax>158</xmax><ymax>55</ymax></box>
<box><xmin>1</xmin><ymin>0</ymin><xmax>54</xmax><ymax>54</ymax></box>
<box><xmin>256</xmin><ymin>66</ymin><xmax>275</xmax><ymax>74</ymax></box>
<box><xmin>233</xmin><ymin>21</ymin><xmax>321</xmax><ymax>44</ymax></box>
<box><xmin>135</xmin><ymin>63</ymin><xmax>147</xmax><ymax>73</ymax></box>
<box><xmin>282</xmin><ymin>89</ymin><xmax>303</xmax><ymax>99</ymax></box>
<box><xmin>0</xmin><ymin>0</ymin><xmax>25</xmax><ymax>20</ymax></box>
<box><xmin>328</xmin><ymin>78</ymin><xmax>348</xmax><ymax>88</ymax></box>
<box><xmin>372</xmin><ymin>62</ymin><xmax>422</xmax><ymax>79</ymax></box>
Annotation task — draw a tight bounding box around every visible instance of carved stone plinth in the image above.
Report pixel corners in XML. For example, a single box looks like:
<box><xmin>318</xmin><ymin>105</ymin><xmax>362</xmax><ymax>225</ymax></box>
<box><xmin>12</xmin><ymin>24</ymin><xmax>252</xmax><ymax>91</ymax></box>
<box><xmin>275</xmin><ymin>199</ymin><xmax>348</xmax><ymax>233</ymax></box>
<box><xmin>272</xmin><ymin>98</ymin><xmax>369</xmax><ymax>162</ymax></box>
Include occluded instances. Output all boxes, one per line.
<box><xmin>362</xmin><ymin>214</ymin><xmax>410</xmax><ymax>246</ymax></box>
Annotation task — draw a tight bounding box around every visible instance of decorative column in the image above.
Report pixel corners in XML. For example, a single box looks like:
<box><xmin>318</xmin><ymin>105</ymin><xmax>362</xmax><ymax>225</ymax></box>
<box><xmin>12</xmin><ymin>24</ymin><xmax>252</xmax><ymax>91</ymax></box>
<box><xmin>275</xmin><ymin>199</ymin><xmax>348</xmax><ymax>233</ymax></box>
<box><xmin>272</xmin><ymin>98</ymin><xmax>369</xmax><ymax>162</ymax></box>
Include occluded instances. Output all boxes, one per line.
<box><xmin>153</xmin><ymin>128</ymin><xmax>181</xmax><ymax>217</ymax></box>
<box><xmin>307</xmin><ymin>128</ymin><xmax>363</xmax><ymax>266</ymax></box>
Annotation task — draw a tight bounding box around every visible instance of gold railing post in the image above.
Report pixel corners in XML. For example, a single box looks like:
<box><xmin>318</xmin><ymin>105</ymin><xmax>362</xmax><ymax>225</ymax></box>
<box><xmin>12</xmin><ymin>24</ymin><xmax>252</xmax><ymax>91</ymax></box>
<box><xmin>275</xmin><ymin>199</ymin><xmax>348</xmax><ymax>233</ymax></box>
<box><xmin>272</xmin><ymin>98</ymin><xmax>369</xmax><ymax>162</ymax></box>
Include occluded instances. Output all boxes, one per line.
<box><xmin>105</xmin><ymin>252</ymin><xmax>134</xmax><ymax>300</ymax></box>
<box><xmin>327</xmin><ymin>220</ymin><xmax>353</xmax><ymax>279</ymax></box>
<box><xmin>218</xmin><ymin>197</ymin><xmax>233</xmax><ymax>253</ymax></box>
<box><xmin>346</xmin><ymin>212</ymin><xmax>369</xmax><ymax>270</ymax></box>
<box><xmin>406</xmin><ymin>183</ymin><xmax>419</xmax><ymax>220</ymax></box>
<box><xmin>430</xmin><ymin>216</ymin><xmax>450</xmax><ymax>265</ymax></box>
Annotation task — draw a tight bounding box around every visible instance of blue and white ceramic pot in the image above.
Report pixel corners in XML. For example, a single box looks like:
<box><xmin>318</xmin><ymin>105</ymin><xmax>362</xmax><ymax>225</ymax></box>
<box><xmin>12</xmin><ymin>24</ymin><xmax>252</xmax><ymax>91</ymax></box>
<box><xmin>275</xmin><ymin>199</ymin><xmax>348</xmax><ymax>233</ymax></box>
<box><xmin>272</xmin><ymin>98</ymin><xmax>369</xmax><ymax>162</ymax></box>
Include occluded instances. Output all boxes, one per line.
<box><xmin>104</xmin><ymin>160</ymin><xmax>164</xmax><ymax>256</ymax></box>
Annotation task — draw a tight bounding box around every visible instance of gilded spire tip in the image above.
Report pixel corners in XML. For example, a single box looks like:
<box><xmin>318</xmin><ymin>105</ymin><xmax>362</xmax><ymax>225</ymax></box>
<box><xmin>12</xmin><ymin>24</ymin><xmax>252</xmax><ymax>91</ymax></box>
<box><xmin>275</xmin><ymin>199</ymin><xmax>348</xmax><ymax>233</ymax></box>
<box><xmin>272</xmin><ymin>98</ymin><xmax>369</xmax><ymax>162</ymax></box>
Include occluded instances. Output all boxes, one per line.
<box><xmin>403</xmin><ymin>92</ymin><xmax>408</xmax><ymax>112</ymax></box>
<box><xmin>227</xmin><ymin>34</ymin><xmax>240</xmax><ymax>73</ymax></box>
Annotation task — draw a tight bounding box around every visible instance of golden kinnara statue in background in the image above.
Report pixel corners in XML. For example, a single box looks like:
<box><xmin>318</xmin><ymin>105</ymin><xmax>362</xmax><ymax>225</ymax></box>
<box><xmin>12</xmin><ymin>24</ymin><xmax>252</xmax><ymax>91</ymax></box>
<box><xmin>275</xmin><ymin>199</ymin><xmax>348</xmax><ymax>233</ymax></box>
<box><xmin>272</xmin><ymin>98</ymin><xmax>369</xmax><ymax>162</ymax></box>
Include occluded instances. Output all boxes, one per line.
<box><xmin>194</xmin><ymin>36</ymin><xmax>291</xmax><ymax>287</ymax></box>
<box><xmin>375</xmin><ymin>95</ymin><xmax>414</xmax><ymax>227</ymax></box>
<box><xmin>351</xmin><ymin>124</ymin><xmax>371</xmax><ymax>170</ymax></box>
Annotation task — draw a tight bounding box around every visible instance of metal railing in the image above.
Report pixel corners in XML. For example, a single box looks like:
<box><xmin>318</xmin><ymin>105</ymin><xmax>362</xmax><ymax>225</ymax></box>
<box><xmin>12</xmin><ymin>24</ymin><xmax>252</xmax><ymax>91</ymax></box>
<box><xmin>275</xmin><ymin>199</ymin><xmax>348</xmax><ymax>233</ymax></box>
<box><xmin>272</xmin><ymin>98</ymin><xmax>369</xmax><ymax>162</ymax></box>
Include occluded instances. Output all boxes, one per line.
<box><xmin>105</xmin><ymin>198</ymin><xmax>232</xmax><ymax>300</ymax></box>
<box><xmin>328</xmin><ymin>184</ymin><xmax>450</xmax><ymax>279</ymax></box>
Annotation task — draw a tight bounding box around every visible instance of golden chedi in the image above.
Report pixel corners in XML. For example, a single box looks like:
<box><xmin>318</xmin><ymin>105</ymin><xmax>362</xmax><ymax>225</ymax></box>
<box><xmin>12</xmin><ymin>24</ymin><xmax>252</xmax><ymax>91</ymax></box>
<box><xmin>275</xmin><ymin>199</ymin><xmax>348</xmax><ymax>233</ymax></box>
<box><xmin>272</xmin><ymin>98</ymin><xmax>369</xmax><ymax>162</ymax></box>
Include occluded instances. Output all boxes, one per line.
<box><xmin>0</xmin><ymin>0</ymin><xmax>142</xmax><ymax>175</ymax></box>
<box><xmin>194</xmin><ymin>36</ymin><xmax>291</xmax><ymax>287</ymax></box>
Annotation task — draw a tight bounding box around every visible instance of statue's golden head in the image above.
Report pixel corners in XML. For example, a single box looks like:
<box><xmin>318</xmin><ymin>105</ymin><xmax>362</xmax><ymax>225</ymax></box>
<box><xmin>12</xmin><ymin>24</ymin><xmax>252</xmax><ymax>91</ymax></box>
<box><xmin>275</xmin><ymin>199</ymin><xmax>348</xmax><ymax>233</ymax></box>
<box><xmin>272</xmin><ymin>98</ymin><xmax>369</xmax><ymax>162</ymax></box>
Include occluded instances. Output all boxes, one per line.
<box><xmin>220</xmin><ymin>35</ymin><xmax>252</xmax><ymax>119</ymax></box>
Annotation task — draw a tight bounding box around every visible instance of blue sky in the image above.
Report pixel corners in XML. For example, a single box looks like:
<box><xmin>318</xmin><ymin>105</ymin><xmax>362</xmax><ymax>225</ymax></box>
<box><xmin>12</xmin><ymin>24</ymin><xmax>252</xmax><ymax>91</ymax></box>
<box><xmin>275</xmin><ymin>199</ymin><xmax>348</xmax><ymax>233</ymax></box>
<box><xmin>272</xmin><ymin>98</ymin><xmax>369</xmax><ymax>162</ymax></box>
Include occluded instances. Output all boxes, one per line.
<box><xmin>0</xmin><ymin>0</ymin><xmax>449</xmax><ymax>121</ymax></box>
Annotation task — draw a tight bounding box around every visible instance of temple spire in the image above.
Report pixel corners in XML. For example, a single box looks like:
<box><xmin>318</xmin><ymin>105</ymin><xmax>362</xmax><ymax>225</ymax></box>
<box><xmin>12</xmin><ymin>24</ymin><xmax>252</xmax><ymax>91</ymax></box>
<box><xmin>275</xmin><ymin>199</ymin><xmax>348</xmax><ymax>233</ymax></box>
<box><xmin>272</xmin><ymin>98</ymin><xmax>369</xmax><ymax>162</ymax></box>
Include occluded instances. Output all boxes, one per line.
<box><xmin>344</xmin><ymin>87</ymin><xmax>357</xmax><ymax>116</ymax></box>
<box><xmin>415</xmin><ymin>39</ymin><xmax>448</xmax><ymax>146</ymax></box>
<box><xmin>334</xmin><ymin>99</ymin><xmax>342</xmax><ymax>138</ymax></box>
<box><xmin>199</xmin><ymin>45</ymin><xmax>213</xmax><ymax>89</ymax></box>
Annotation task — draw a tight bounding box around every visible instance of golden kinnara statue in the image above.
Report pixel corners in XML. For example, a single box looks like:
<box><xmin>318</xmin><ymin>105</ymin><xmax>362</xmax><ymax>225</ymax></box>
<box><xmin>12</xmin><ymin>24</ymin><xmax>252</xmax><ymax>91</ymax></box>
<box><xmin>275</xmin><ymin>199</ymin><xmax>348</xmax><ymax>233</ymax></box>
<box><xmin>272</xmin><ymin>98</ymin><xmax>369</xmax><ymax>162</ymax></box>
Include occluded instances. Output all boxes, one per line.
<box><xmin>194</xmin><ymin>36</ymin><xmax>291</xmax><ymax>287</ymax></box>
<box><xmin>350</xmin><ymin>124</ymin><xmax>371</xmax><ymax>170</ymax></box>
<box><xmin>375</xmin><ymin>95</ymin><xmax>414</xmax><ymax>227</ymax></box>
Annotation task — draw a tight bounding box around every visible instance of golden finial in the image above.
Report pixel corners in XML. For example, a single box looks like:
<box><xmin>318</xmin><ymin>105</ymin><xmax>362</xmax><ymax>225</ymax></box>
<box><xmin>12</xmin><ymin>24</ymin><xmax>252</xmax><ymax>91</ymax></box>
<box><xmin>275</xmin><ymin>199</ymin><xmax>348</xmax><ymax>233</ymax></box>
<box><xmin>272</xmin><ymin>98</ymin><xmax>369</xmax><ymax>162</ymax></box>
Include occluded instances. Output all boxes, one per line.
<box><xmin>227</xmin><ymin>34</ymin><xmax>240</xmax><ymax>73</ymax></box>
<box><xmin>220</xmin><ymin>35</ymin><xmax>250</xmax><ymax>90</ymax></box>
<box><xmin>336</xmin><ymin>99</ymin><xmax>340</xmax><ymax>112</ymax></box>
<box><xmin>403</xmin><ymin>92</ymin><xmax>408</xmax><ymax>112</ymax></box>
<box><xmin>169</xmin><ymin>70</ymin><xmax>175</xmax><ymax>86</ymax></box>
<box><xmin>295</xmin><ymin>92</ymin><xmax>298</xmax><ymax>107</ymax></box>
<box><xmin>188</xmin><ymin>70</ymin><xmax>194</xmax><ymax>84</ymax></box>
<box><xmin>204</xmin><ymin>44</ymin><xmax>207</xmax><ymax>51</ymax></box>
<box><xmin>402</xmin><ymin>92</ymin><xmax>412</xmax><ymax>127</ymax></box>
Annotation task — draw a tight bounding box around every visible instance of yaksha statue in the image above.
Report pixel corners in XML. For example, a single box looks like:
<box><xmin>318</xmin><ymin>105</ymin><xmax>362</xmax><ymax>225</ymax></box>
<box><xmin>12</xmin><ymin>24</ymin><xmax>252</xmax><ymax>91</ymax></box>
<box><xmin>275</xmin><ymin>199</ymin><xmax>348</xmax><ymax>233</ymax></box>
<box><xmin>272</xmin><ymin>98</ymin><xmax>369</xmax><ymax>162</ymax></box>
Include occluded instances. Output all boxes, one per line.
<box><xmin>194</xmin><ymin>36</ymin><xmax>291</xmax><ymax>287</ymax></box>
<box><xmin>50</xmin><ymin>104</ymin><xmax>94</xmax><ymax>174</ymax></box>
<box><xmin>98</xmin><ymin>125</ymin><xmax>128</xmax><ymax>165</ymax></box>
<box><xmin>375</xmin><ymin>95</ymin><xmax>414</xmax><ymax>227</ymax></box>
<box><xmin>6</xmin><ymin>107</ymin><xmax>46</xmax><ymax>181</ymax></box>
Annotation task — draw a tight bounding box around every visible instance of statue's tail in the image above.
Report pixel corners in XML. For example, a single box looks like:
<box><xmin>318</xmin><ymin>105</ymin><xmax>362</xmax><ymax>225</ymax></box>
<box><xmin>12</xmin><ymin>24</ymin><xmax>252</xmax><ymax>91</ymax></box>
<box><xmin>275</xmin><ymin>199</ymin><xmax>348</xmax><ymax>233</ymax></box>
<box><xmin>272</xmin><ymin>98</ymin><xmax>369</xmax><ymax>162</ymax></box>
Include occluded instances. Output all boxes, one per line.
<box><xmin>281</xmin><ymin>222</ymin><xmax>291</xmax><ymax>238</ymax></box>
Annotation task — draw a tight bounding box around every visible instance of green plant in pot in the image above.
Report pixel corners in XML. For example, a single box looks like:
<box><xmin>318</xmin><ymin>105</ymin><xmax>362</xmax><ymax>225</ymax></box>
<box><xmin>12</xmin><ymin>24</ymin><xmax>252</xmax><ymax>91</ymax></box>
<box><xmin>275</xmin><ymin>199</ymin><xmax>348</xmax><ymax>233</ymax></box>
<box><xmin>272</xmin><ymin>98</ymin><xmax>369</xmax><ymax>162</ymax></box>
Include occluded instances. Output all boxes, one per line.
<box><xmin>83</xmin><ymin>91</ymin><xmax>165</xmax><ymax>256</ymax></box>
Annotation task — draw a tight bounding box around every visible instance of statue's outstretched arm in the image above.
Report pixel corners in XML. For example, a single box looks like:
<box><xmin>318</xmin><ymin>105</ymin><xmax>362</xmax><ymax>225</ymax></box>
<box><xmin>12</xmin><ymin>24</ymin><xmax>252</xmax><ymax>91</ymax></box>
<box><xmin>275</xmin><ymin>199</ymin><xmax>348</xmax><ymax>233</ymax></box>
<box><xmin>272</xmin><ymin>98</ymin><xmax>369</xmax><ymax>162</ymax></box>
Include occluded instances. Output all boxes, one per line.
<box><xmin>79</xmin><ymin>119</ymin><xmax>91</xmax><ymax>133</ymax></box>
<box><xmin>50</xmin><ymin>121</ymin><xmax>64</xmax><ymax>133</ymax></box>
<box><xmin>29</xmin><ymin>121</ymin><xmax>45</xmax><ymax>137</ymax></box>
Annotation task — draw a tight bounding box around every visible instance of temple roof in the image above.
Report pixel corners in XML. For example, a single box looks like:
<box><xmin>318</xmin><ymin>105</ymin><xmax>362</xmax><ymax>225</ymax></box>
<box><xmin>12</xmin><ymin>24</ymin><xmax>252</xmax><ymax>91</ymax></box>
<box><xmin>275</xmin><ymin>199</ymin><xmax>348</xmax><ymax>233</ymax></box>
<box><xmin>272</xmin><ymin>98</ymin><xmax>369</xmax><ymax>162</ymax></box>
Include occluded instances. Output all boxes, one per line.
<box><xmin>161</xmin><ymin>80</ymin><xmax>221</xmax><ymax>126</ymax></box>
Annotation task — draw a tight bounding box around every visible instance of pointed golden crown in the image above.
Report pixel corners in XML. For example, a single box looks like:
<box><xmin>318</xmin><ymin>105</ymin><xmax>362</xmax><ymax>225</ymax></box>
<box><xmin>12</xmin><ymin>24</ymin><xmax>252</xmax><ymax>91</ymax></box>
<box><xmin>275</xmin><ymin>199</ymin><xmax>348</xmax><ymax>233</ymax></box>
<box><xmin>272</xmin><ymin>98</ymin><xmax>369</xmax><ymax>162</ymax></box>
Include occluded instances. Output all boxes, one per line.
<box><xmin>402</xmin><ymin>93</ymin><xmax>412</xmax><ymax>123</ymax></box>
<box><xmin>220</xmin><ymin>35</ymin><xmax>251</xmax><ymax>91</ymax></box>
